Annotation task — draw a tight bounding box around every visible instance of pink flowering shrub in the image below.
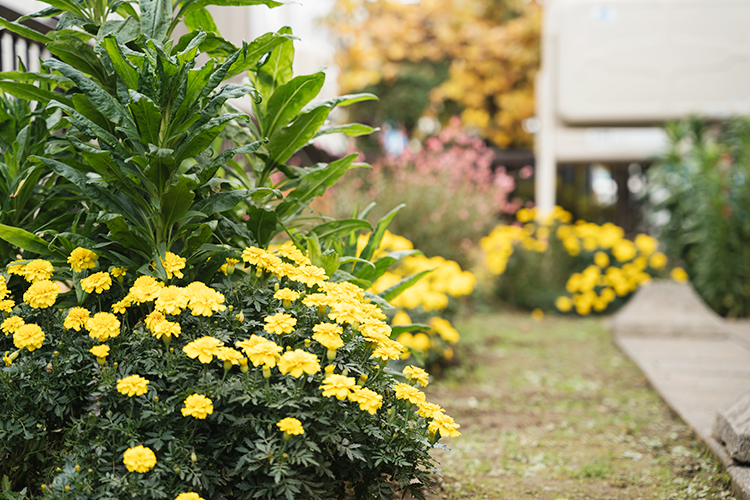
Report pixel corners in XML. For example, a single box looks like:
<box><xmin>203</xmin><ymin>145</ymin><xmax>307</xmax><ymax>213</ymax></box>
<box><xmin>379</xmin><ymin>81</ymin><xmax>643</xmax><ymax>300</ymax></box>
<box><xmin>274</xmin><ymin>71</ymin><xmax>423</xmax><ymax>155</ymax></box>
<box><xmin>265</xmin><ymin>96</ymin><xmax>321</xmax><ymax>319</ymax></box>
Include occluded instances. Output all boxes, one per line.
<box><xmin>315</xmin><ymin>117</ymin><xmax>518</xmax><ymax>267</ymax></box>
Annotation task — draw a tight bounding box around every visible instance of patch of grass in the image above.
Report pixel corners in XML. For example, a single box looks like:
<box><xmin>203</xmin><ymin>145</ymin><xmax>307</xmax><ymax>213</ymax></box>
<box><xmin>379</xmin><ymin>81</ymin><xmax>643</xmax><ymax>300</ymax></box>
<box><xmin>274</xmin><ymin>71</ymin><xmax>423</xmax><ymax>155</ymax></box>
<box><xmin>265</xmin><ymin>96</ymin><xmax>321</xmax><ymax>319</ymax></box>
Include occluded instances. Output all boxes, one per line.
<box><xmin>423</xmin><ymin>311</ymin><xmax>737</xmax><ymax>500</ymax></box>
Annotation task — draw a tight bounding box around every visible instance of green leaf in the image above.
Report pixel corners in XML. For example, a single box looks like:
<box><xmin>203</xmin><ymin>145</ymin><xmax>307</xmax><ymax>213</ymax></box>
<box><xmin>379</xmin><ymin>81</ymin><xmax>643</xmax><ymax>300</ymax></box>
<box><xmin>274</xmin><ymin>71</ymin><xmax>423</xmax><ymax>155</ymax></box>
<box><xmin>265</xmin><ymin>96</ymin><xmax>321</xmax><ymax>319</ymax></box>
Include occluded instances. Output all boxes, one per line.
<box><xmin>357</xmin><ymin>204</ymin><xmax>405</xmax><ymax>263</ymax></box>
<box><xmin>0</xmin><ymin>18</ymin><xmax>51</xmax><ymax>44</ymax></box>
<box><xmin>226</xmin><ymin>30</ymin><xmax>293</xmax><ymax>80</ymax></box>
<box><xmin>101</xmin><ymin>35</ymin><xmax>140</xmax><ymax>90</ymax></box>
<box><xmin>176</xmin><ymin>113</ymin><xmax>247</xmax><ymax>161</ymax></box>
<box><xmin>302</xmin><ymin>93</ymin><xmax>379</xmax><ymax>113</ymax></box>
<box><xmin>198</xmin><ymin>140</ymin><xmax>265</xmax><ymax>184</ymax></box>
<box><xmin>128</xmin><ymin>90</ymin><xmax>162</xmax><ymax>145</ymax></box>
<box><xmin>268</xmin><ymin>105</ymin><xmax>330</xmax><ymax>166</ymax></box>
<box><xmin>263</xmin><ymin>72</ymin><xmax>325</xmax><ymax>137</ymax></box>
<box><xmin>45</xmin><ymin>39</ymin><xmax>109</xmax><ymax>85</ymax></box>
<box><xmin>278</xmin><ymin>154</ymin><xmax>359</xmax><ymax>217</ymax></box>
<box><xmin>0</xmin><ymin>71</ymin><xmax>68</xmax><ymax>84</ymax></box>
<box><xmin>71</xmin><ymin>94</ymin><xmax>113</xmax><ymax>133</ymax></box>
<box><xmin>379</xmin><ymin>269</ymin><xmax>433</xmax><ymax>302</ymax></box>
<box><xmin>245</xmin><ymin>205</ymin><xmax>278</xmax><ymax>247</ymax></box>
<box><xmin>356</xmin><ymin>249</ymin><xmax>422</xmax><ymax>283</ymax></box>
<box><xmin>180</xmin><ymin>0</ymin><xmax>283</xmax><ymax>20</ymax></box>
<box><xmin>140</xmin><ymin>0</ymin><xmax>172</xmax><ymax>42</ymax></box>
<box><xmin>390</xmin><ymin>324</ymin><xmax>431</xmax><ymax>336</ymax></box>
<box><xmin>251</xmin><ymin>26</ymin><xmax>294</xmax><ymax>102</ymax></box>
<box><xmin>310</xmin><ymin>219</ymin><xmax>372</xmax><ymax>242</ymax></box>
<box><xmin>48</xmin><ymin>99</ymin><xmax>121</xmax><ymax>149</ymax></box>
<box><xmin>161</xmin><ymin>177</ymin><xmax>197</xmax><ymax>229</ymax></box>
<box><xmin>184</xmin><ymin>7</ymin><xmax>218</xmax><ymax>32</ymax></box>
<box><xmin>315</xmin><ymin>123</ymin><xmax>378</xmax><ymax>138</ymax></box>
<box><xmin>0</xmin><ymin>82</ymin><xmax>72</xmax><ymax>107</ymax></box>
<box><xmin>0</xmin><ymin>224</ymin><xmax>58</xmax><ymax>257</ymax></box>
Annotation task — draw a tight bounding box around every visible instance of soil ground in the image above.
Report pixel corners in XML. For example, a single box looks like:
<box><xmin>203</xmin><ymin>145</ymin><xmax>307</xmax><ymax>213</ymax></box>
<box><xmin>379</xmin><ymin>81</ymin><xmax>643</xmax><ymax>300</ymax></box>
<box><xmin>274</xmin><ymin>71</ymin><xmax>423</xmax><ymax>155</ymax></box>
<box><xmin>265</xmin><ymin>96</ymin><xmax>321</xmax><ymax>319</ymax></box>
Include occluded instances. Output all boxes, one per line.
<box><xmin>422</xmin><ymin>311</ymin><xmax>736</xmax><ymax>500</ymax></box>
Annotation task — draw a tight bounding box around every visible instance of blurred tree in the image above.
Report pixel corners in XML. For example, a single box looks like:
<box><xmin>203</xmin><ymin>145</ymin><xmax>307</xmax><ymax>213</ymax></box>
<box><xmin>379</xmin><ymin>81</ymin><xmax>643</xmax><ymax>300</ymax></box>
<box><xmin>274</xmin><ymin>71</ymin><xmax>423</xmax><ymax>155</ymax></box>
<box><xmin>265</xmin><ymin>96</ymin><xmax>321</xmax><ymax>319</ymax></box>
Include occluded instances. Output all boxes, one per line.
<box><xmin>327</xmin><ymin>0</ymin><xmax>541</xmax><ymax>148</ymax></box>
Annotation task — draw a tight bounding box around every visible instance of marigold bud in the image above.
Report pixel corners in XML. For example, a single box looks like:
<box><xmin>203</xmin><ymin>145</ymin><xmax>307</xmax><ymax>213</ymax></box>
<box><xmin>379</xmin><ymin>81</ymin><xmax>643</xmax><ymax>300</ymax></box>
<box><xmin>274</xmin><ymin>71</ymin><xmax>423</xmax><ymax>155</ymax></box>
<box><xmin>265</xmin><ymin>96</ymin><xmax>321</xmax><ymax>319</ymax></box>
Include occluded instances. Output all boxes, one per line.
<box><xmin>263</xmin><ymin>365</ymin><xmax>271</xmax><ymax>378</ymax></box>
<box><xmin>191</xmin><ymin>452</ymin><xmax>198</xmax><ymax>463</ymax></box>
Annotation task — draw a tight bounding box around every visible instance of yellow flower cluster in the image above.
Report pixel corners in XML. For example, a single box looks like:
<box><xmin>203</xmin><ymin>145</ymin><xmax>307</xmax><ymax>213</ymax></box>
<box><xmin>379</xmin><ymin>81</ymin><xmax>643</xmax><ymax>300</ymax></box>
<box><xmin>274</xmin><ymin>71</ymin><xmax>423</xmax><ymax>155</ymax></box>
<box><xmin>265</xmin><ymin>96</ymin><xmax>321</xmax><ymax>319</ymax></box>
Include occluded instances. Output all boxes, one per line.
<box><xmin>123</xmin><ymin>445</ymin><xmax>156</xmax><ymax>473</ymax></box>
<box><xmin>481</xmin><ymin>206</ymin><xmax>688</xmax><ymax>315</ymax></box>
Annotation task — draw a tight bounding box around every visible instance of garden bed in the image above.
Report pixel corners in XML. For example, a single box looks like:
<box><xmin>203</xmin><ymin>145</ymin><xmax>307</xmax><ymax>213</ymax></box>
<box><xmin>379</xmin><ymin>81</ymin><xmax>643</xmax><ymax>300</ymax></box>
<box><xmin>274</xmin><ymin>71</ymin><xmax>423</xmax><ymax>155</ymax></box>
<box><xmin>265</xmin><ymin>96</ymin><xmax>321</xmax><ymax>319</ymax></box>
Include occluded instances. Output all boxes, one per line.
<box><xmin>423</xmin><ymin>311</ymin><xmax>735</xmax><ymax>499</ymax></box>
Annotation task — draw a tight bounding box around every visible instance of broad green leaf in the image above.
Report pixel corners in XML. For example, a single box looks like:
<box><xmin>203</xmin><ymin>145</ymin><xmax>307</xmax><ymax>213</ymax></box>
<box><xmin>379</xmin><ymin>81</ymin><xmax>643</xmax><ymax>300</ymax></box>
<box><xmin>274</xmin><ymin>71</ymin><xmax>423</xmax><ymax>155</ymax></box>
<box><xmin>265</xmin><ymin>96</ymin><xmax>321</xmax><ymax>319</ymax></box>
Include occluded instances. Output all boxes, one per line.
<box><xmin>302</xmin><ymin>93</ymin><xmax>379</xmax><ymax>114</ymax></box>
<box><xmin>184</xmin><ymin>7</ymin><xmax>218</xmax><ymax>32</ymax></box>
<box><xmin>140</xmin><ymin>0</ymin><xmax>171</xmax><ymax>42</ymax></box>
<box><xmin>0</xmin><ymin>82</ymin><xmax>72</xmax><ymax>107</ymax></box>
<box><xmin>281</xmin><ymin>154</ymin><xmax>358</xmax><ymax>211</ymax></box>
<box><xmin>198</xmin><ymin>140</ymin><xmax>265</xmax><ymax>184</ymax></box>
<box><xmin>128</xmin><ymin>90</ymin><xmax>162</xmax><ymax>145</ymax></box>
<box><xmin>18</xmin><ymin>6</ymin><xmax>62</xmax><ymax>21</ymax></box>
<box><xmin>200</xmin><ymin>84</ymin><xmax>257</xmax><ymax>124</ymax></box>
<box><xmin>172</xmin><ymin>61</ymin><xmax>214</xmax><ymax>126</ymax></box>
<box><xmin>30</xmin><ymin>0</ymin><xmax>86</xmax><ymax>17</ymax></box>
<box><xmin>357</xmin><ymin>204</ymin><xmax>405</xmax><ymax>264</ymax></box>
<box><xmin>177</xmin><ymin>113</ymin><xmax>247</xmax><ymax>161</ymax></box>
<box><xmin>226</xmin><ymin>29</ymin><xmax>293</xmax><ymax>80</ymax></box>
<box><xmin>102</xmin><ymin>215</ymin><xmax>152</xmax><ymax>256</ymax></box>
<box><xmin>252</xmin><ymin>26</ymin><xmax>294</xmax><ymax>103</ymax></box>
<box><xmin>268</xmin><ymin>105</ymin><xmax>330</xmax><ymax>166</ymax></box>
<box><xmin>0</xmin><ymin>224</ymin><xmax>58</xmax><ymax>256</ymax></box>
<box><xmin>356</xmin><ymin>249</ymin><xmax>423</xmax><ymax>283</ymax></box>
<box><xmin>0</xmin><ymin>71</ymin><xmax>68</xmax><ymax>84</ymax></box>
<box><xmin>0</xmin><ymin>18</ymin><xmax>51</xmax><ymax>44</ymax></box>
<box><xmin>96</xmin><ymin>17</ymin><xmax>141</xmax><ymax>44</ymax></box>
<box><xmin>198</xmin><ymin>46</ymin><xmax>244</xmax><ymax>102</ymax></box>
<box><xmin>180</xmin><ymin>0</ymin><xmax>283</xmax><ymax>20</ymax></box>
<box><xmin>161</xmin><ymin>177</ymin><xmax>197</xmax><ymax>229</ymax></box>
<box><xmin>310</xmin><ymin>219</ymin><xmax>372</xmax><ymax>242</ymax></box>
<box><xmin>379</xmin><ymin>269</ymin><xmax>433</xmax><ymax>302</ymax></box>
<box><xmin>46</xmin><ymin>39</ymin><xmax>109</xmax><ymax>85</ymax></box>
<box><xmin>315</xmin><ymin>123</ymin><xmax>378</xmax><ymax>138</ymax></box>
<box><xmin>245</xmin><ymin>205</ymin><xmax>278</xmax><ymax>247</ymax></box>
<box><xmin>44</xmin><ymin>59</ymin><xmax>133</xmax><ymax>130</ymax></box>
<box><xmin>363</xmin><ymin>290</ymin><xmax>394</xmax><ymax>311</ymax></box>
<box><xmin>101</xmin><ymin>35</ymin><xmax>140</xmax><ymax>90</ymax></box>
<box><xmin>70</xmin><ymin>94</ymin><xmax>114</xmax><ymax>136</ymax></box>
<box><xmin>264</xmin><ymin>72</ymin><xmax>325</xmax><ymax>137</ymax></box>
<box><xmin>193</xmin><ymin>188</ymin><xmax>274</xmax><ymax>215</ymax></box>
<box><xmin>47</xmin><ymin>100</ymin><xmax>121</xmax><ymax>149</ymax></box>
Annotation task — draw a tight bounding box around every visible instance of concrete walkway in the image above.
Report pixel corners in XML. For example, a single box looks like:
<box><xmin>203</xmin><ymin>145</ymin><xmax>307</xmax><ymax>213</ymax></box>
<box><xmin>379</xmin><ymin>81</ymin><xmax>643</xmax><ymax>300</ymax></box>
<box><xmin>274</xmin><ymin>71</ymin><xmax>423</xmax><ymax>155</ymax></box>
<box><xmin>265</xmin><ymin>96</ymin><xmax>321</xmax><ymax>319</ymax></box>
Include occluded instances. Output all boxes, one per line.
<box><xmin>609</xmin><ymin>282</ymin><xmax>750</xmax><ymax>499</ymax></box>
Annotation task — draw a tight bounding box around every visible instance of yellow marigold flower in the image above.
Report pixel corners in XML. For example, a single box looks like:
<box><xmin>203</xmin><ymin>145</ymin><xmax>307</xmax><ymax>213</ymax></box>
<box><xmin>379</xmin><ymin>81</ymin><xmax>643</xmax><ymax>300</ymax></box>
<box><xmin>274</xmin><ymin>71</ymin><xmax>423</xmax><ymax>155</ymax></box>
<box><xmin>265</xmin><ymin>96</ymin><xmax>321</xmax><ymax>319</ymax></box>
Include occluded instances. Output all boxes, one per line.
<box><xmin>215</xmin><ymin>346</ymin><xmax>243</xmax><ymax>365</ymax></box>
<box><xmin>241</xmin><ymin>246</ymin><xmax>268</xmax><ymax>265</ymax></box>
<box><xmin>23</xmin><ymin>259</ymin><xmax>54</xmax><ymax>283</ymax></box>
<box><xmin>349</xmin><ymin>387</ymin><xmax>383</xmax><ymax>414</ymax></box>
<box><xmin>1</xmin><ymin>316</ymin><xmax>24</xmax><ymax>335</ymax></box>
<box><xmin>129</xmin><ymin>275</ymin><xmax>163</xmax><ymax>304</ymax></box>
<box><xmin>185</xmin><ymin>282</ymin><xmax>226</xmax><ymax>317</ymax></box>
<box><xmin>261</xmin><ymin>254</ymin><xmax>284</xmax><ymax>275</ymax></box>
<box><xmin>359</xmin><ymin>319</ymin><xmax>392</xmax><ymax>340</ymax></box>
<box><xmin>328</xmin><ymin>301</ymin><xmax>366</xmax><ymax>325</ymax></box>
<box><xmin>649</xmin><ymin>252</ymin><xmax>668</xmax><ymax>269</ymax></box>
<box><xmin>220</xmin><ymin>258</ymin><xmax>240</xmax><ymax>275</ymax></box>
<box><xmin>112</xmin><ymin>296</ymin><xmax>132</xmax><ymax>314</ymax></box>
<box><xmin>145</xmin><ymin>310</ymin><xmax>166</xmax><ymax>331</ymax></box>
<box><xmin>613</xmin><ymin>239</ymin><xmax>636</xmax><ymax>262</ymax></box>
<box><xmin>0</xmin><ymin>299</ymin><xmax>14</xmax><ymax>313</ymax></box>
<box><xmin>80</xmin><ymin>272</ymin><xmax>112</xmax><ymax>294</ymax></box>
<box><xmin>68</xmin><ymin>247</ymin><xmax>98</xmax><ymax>273</ymax></box>
<box><xmin>153</xmin><ymin>320</ymin><xmax>181</xmax><ymax>339</ymax></box>
<box><xmin>594</xmin><ymin>251</ymin><xmax>610</xmax><ymax>268</ymax></box>
<box><xmin>0</xmin><ymin>275</ymin><xmax>7</xmax><ymax>299</ymax></box>
<box><xmin>161</xmin><ymin>252</ymin><xmax>186</xmax><ymax>279</ymax></box>
<box><xmin>122</xmin><ymin>445</ymin><xmax>156</xmax><ymax>473</ymax></box>
<box><xmin>403</xmin><ymin>365</ymin><xmax>430</xmax><ymax>387</ymax></box>
<box><xmin>264</xmin><ymin>313</ymin><xmax>297</xmax><ymax>335</ymax></box>
<box><xmin>417</xmin><ymin>401</ymin><xmax>444</xmax><ymax>419</ymax></box>
<box><xmin>276</xmin><ymin>417</ymin><xmax>304</xmax><ymax>436</ymax></box>
<box><xmin>429</xmin><ymin>412</ymin><xmax>461</xmax><ymax>438</ymax></box>
<box><xmin>391</xmin><ymin>311</ymin><xmax>411</xmax><ymax>326</ymax></box>
<box><xmin>3</xmin><ymin>350</ymin><xmax>17</xmax><ymax>366</ymax></box>
<box><xmin>312</xmin><ymin>323</ymin><xmax>344</xmax><ymax>350</ymax></box>
<box><xmin>531</xmin><ymin>308</ymin><xmax>544</xmax><ymax>321</ymax></box>
<box><xmin>319</xmin><ymin>374</ymin><xmax>356</xmax><ymax>400</ymax></box>
<box><xmin>154</xmin><ymin>286</ymin><xmax>188</xmax><ymax>315</ymax></box>
<box><xmin>175</xmin><ymin>493</ymin><xmax>205</xmax><ymax>500</ymax></box>
<box><xmin>175</xmin><ymin>494</ymin><xmax>205</xmax><ymax>500</ymax></box>
<box><xmin>24</xmin><ymin>280</ymin><xmax>60</xmax><ymax>308</ymax></box>
<box><xmin>117</xmin><ymin>374</ymin><xmax>149</xmax><ymax>397</ymax></box>
<box><xmin>13</xmin><ymin>323</ymin><xmax>44</xmax><ymax>351</ymax></box>
<box><xmin>635</xmin><ymin>233</ymin><xmax>658</xmax><ymax>256</ymax></box>
<box><xmin>111</xmin><ymin>267</ymin><xmax>127</xmax><ymax>278</ymax></box>
<box><xmin>236</xmin><ymin>335</ymin><xmax>282</xmax><ymax>368</ymax></box>
<box><xmin>428</xmin><ymin>317</ymin><xmax>460</xmax><ymax>344</ymax></box>
<box><xmin>393</xmin><ymin>382</ymin><xmax>426</xmax><ymax>405</ymax></box>
<box><xmin>290</xmin><ymin>265</ymin><xmax>328</xmax><ymax>288</ymax></box>
<box><xmin>183</xmin><ymin>336</ymin><xmax>223</xmax><ymax>364</ymax></box>
<box><xmin>7</xmin><ymin>260</ymin><xmax>26</xmax><ymax>276</ymax></box>
<box><xmin>277</xmin><ymin>241</ymin><xmax>311</xmax><ymax>265</ymax></box>
<box><xmin>671</xmin><ymin>267</ymin><xmax>689</xmax><ymax>284</ymax></box>
<box><xmin>372</xmin><ymin>343</ymin><xmax>405</xmax><ymax>362</ymax></box>
<box><xmin>359</xmin><ymin>303</ymin><xmax>386</xmax><ymax>321</ymax></box>
<box><xmin>86</xmin><ymin>312</ymin><xmax>121</xmax><ymax>342</ymax></box>
<box><xmin>555</xmin><ymin>296</ymin><xmax>573</xmax><ymax>312</ymax></box>
<box><xmin>274</xmin><ymin>288</ymin><xmax>300</xmax><ymax>302</ymax></box>
<box><xmin>302</xmin><ymin>293</ymin><xmax>332</xmax><ymax>308</ymax></box>
<box><xmin>89</xmin><ymin>344</ymin><xmax>110</xmax><ymax>359</ymax></box>
<box><xmin>278</xmin><ymin>349</ymin><xmax>320</xmax><ymax>378</ymax></box>
<box><xmin>64</xmin><ymin>307</ymin><xmax>91</xmax><ymax>331</ymax></box>
<box><xmin>181</xmin><ymin>394</ymin><xmax>214</xmax><ymax>419</ymax></box>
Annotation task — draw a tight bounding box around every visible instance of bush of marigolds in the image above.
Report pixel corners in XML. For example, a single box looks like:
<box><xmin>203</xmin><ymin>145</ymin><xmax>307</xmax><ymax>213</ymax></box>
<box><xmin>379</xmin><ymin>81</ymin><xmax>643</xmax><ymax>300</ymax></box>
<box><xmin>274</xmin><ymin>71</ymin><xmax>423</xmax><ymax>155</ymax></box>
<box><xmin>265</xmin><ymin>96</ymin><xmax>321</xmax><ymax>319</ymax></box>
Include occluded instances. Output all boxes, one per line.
<box><xmin>0</xmin><ymin>1</ymin><xmax>460</xmax><ymax>498</ymax></box>
<box><xmin>480</xmin><ymin>207</ymin><xmax>688</xmax><ymax>315</ymax></box>
<box><xmin>0</xmin><ymin>246</ymin><xmax>458</xmax><ymax>499</ymax></box>
<box><xmin>362</xmin><ymin>231</ymin><xmax>475</xmax><ymax>369</ymax></box>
